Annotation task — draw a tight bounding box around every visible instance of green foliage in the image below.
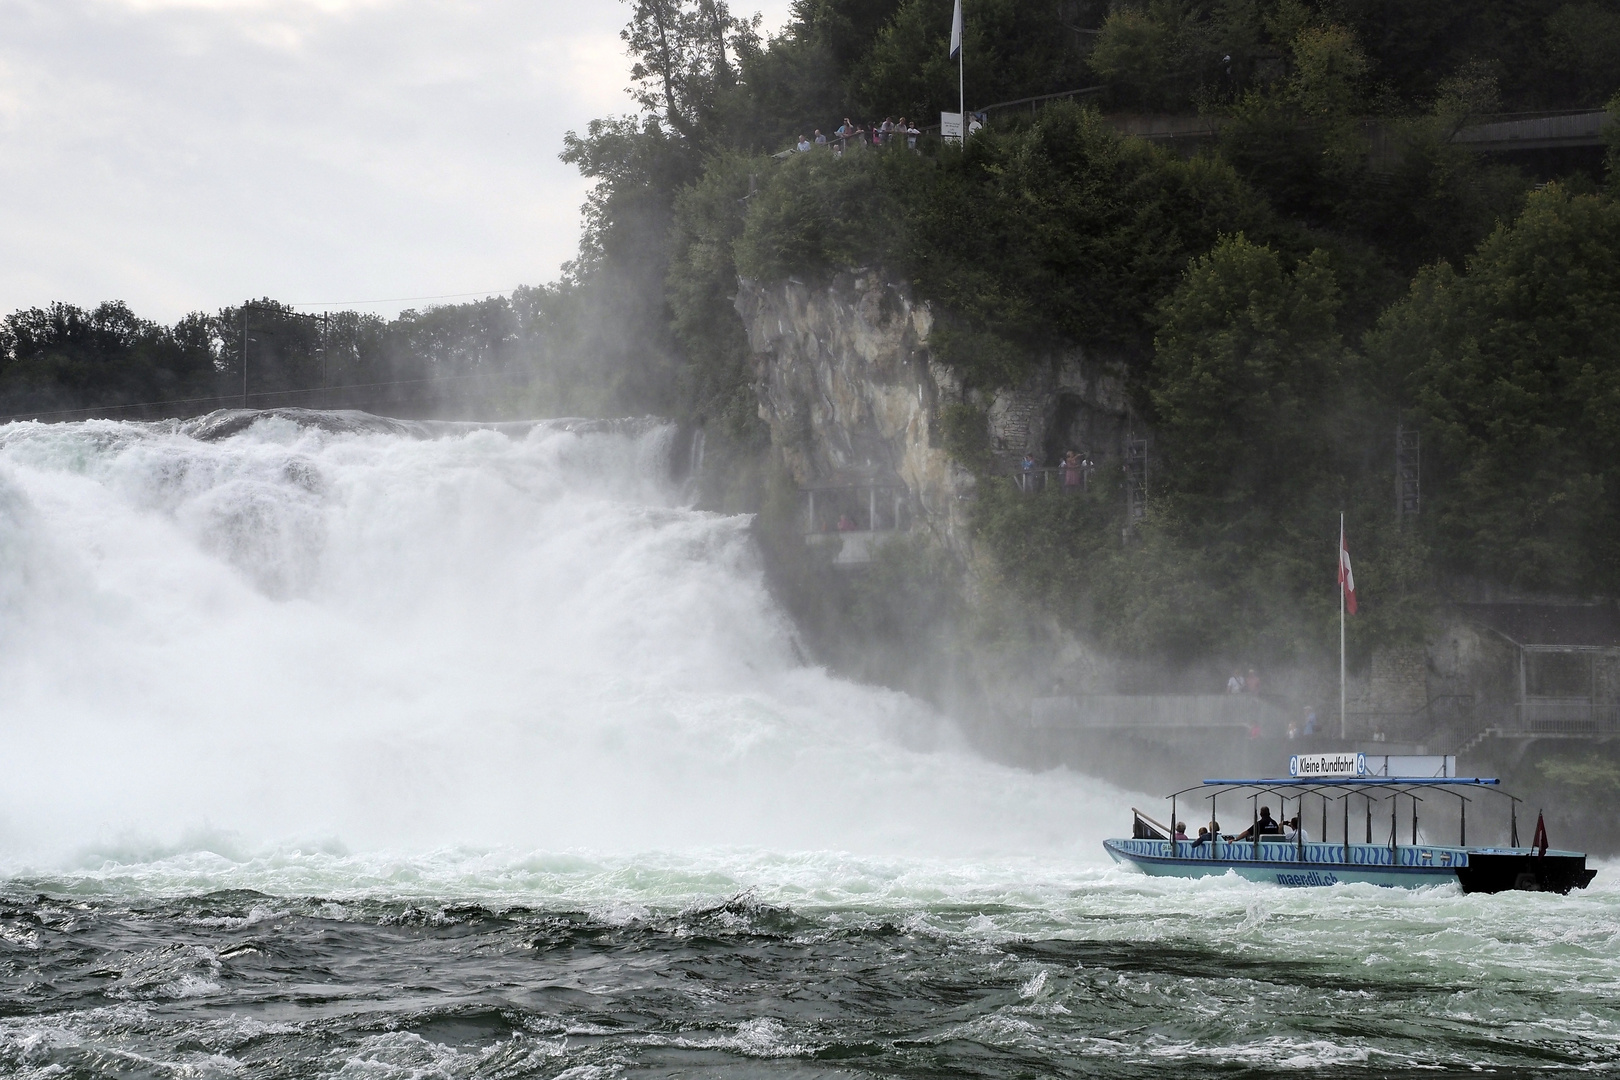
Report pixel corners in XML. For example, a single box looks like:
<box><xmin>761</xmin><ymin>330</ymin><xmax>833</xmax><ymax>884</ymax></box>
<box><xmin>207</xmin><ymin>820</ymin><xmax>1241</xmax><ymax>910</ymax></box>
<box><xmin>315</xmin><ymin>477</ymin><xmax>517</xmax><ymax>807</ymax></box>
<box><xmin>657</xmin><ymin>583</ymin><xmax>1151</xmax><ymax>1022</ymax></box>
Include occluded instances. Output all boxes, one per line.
<box><xmin>1537</xmin><ymin>752</ymin><xmax>1620</xmax><ymax>793</ymax></box>
<box><xmin>1088</xmin><ymin>1</ymin><xmax>1252</xmax><ymax>112</ymax></box>
<box><xmin>734</xmin><ymin>148</ymin><xmax>898</xmax><ymax>279</ymax></box>
<box><xmin>850</xmin><ymin>0</ymin><xmax>1088</xmax><ymax>120</ymax></box>
<box><xmin>963</xmin><ymin>232</ymin><xmax>1443</xmax><ymax>667</ymax></box>
<box><xmin>1219</xmin><ymin>21</ymin><xmax>1370</xmax><ymax>225</ymax></box>
<box><xmin>0</xmin><ymin>302</ymin><xmax>215</xmax><ymax>415</ymax></box>
<box><xmin>1149</xmin><ymin>235</ymin><xmax>1347</xmax><ymax>525</ymax></box>
<box><xmin>901</xmin><ymin>106</ymin><xmax>1276</xmax><ymax>354</ymax></box>
<box><xmin>737</xmin><ymin>103</ymin><xmax>1276</xmax><ymax>375</ymax></box>
<box><xmin>1540</xmin><ymin>3</ymin><xmax>1620</xmax><ymax>106</ymax></box>
<box><xmin>938</xmin><ymin>401</ymin><xmax>990</xmax><ymax>470</ymax></box>
<box><xmin>926</xmin><ymin>326</ymin><xmax>1034</xmax><ymax>390</ymax></box>
<box><xmin>667</xmin><ymin>152</ymin><xmax>771</xmax><ymax>446</ymax></box>
<box><xmin>1607</xmin><ymin>92</ymin><xmax>1620</xmax><ymax>194</ymax></box>
<box><xmin>1368</xmin><ymin>185</ymin><xmax>1620</xmax><ymax>593</ymax></box>
<box><xmin>618</xmin><ymin>0</ymin><xmax>757</xmax><ymax>140</ymax></box>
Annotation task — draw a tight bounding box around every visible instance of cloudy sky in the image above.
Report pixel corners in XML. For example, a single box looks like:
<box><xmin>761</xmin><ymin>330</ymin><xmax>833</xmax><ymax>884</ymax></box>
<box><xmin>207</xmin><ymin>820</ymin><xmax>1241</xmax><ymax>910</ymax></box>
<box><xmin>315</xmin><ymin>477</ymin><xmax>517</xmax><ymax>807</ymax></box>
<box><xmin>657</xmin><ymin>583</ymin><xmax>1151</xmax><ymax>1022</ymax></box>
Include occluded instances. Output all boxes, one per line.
<box><xmin>0</xmin><ymin>0</ymin><xmax>791</xmax><ymax>322</ymax></box>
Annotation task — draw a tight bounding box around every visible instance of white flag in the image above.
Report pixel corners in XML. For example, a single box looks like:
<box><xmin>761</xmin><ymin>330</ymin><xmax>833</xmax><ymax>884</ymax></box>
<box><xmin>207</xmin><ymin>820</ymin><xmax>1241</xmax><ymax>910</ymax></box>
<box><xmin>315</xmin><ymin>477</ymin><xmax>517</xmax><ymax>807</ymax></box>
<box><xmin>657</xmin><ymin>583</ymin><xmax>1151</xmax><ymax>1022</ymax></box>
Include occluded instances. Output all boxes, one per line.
<box><xmin>949</xmin><ymin>0</ymin><xmax>962</xmax><ymax>59</ymax></box>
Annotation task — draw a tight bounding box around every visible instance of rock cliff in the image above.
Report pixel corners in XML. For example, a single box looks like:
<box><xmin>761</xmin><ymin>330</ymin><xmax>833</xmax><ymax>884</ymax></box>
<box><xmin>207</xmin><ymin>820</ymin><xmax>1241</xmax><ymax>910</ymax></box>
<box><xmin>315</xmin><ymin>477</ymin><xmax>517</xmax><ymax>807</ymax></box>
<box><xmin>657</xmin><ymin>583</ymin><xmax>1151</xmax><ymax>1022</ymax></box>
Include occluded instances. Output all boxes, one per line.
<box><xmin>735</xmin><ymin>271</ymin><xmax>1137</xmax><ymax>550</ymax></box>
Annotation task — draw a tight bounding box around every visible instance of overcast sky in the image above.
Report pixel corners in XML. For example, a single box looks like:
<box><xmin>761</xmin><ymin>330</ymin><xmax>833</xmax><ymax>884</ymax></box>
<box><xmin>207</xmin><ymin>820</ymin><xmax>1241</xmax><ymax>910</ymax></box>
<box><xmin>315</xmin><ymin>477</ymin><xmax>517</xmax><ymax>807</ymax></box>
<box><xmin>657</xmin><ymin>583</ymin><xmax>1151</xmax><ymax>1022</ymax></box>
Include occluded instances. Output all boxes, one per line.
<box><xmin>0</xmin><ymin>0</ymin><xmax>792</xmax><ymax>323</ymax></box>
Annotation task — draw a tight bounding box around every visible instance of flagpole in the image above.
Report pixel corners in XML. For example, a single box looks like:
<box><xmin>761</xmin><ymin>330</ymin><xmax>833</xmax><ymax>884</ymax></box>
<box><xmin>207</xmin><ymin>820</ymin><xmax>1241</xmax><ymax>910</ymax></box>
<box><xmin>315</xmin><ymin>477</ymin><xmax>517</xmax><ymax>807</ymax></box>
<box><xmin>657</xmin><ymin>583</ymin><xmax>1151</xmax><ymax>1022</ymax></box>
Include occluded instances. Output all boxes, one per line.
<box><xmin>958</xmin><ymin>10</ymin><xmax>964</xmax><ymax>137</ymax></box>
<box><xmin>1339</xmin><ymin>511</ymin><xmax>1346</xmax><ymax>740</ymax></box>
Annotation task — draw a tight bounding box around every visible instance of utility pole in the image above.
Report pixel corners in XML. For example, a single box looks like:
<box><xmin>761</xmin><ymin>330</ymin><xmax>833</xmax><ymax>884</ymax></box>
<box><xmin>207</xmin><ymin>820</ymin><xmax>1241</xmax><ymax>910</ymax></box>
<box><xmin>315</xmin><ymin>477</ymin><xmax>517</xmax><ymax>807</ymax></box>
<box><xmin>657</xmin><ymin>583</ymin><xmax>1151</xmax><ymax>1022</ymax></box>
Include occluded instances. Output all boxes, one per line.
<box><xmin>320</xmin><ymin>312</ymin><xmax>329</xmax><ymax>406</ymax></box>
<box><xmin>240</xmin><ymin>306</ymin><xmax>250</xmax><ymax>410</ymax></box>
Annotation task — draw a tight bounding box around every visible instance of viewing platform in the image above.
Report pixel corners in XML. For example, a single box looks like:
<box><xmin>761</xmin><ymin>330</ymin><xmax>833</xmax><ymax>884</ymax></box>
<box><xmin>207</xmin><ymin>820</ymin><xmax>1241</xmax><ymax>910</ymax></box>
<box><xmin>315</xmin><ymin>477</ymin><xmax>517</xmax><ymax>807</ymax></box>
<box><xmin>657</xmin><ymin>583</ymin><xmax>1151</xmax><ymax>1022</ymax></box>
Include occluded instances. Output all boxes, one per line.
<box><xmin>801</xmin><ymin>480</ymin><xmax>910</xmax><ymax>568</ymax></box>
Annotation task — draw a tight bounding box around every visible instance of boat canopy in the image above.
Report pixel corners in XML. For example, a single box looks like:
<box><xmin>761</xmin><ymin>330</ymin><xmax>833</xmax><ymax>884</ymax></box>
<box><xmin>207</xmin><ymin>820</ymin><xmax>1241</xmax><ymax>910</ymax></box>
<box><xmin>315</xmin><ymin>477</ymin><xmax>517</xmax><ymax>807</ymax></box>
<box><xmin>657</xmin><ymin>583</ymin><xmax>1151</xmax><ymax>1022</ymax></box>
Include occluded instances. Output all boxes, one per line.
<box><xmin>1199</xmin><ymin>777</ymin><xmax>1498</xmax><ymax>788</ymax></box>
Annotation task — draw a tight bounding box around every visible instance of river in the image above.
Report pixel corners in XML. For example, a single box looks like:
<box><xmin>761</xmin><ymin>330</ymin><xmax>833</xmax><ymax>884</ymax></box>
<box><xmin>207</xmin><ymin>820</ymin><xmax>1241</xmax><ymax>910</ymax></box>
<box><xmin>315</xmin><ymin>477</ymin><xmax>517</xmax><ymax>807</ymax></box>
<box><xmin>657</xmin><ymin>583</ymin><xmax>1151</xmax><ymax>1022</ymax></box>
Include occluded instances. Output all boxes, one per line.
<box><xmin>0</xmin><ymin>412</ymin><xmax>1613</xmax><ymax>1077</ymax></box>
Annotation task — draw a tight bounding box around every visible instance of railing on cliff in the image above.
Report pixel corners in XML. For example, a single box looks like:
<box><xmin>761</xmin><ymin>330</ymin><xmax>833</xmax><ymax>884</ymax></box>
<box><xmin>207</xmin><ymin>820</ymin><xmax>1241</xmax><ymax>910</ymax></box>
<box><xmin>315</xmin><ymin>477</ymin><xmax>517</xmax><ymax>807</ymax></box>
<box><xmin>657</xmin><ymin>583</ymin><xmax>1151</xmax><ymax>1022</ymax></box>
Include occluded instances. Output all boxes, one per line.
<box><xmin>801</xmin><ymin>482</ymin><xmax>910</xmax><ymax>567</ymax></box>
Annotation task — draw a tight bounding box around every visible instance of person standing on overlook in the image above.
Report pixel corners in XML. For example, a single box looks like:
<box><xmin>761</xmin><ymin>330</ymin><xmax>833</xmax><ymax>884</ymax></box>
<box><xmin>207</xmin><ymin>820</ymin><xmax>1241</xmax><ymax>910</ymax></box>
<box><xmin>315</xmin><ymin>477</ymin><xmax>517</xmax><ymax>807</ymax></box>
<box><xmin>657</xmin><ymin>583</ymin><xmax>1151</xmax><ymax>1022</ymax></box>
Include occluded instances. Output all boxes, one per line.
<box><xmin>1062</xmin><ymin>450</ymin><xmax>1081</xmax><ymax>493</ymax></box>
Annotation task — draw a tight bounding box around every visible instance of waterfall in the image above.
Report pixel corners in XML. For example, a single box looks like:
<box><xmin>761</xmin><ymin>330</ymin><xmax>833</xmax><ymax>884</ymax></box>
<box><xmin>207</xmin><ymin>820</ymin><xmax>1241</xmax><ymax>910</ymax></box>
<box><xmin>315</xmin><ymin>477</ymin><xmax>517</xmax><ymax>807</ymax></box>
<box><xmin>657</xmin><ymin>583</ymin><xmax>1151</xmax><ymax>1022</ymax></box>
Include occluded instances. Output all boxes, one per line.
<box><xmin>0</xmin><ymin>410</ymin><xmax>1113</xmax><ymax>865</ymax></box>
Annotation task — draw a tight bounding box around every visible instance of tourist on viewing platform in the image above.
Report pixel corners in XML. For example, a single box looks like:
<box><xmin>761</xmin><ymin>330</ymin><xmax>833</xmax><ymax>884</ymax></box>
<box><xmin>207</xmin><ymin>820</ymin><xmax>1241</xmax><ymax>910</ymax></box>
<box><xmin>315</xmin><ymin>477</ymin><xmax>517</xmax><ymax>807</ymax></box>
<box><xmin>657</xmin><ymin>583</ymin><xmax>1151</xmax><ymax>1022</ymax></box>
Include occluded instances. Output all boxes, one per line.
<box><xmin>905</xmin><ymin>119</ymin><xmax>920</xmax><ymax>149</ymax></box>
<box><xmin>1062</xmin><ymin>450</ymin><xmax>1081</xmax><ymax>493</ymax></box>
<box><xmin>837</xmin><ymin>513</ymin><xmax>857</xmax><ymax>532</ymax></box>
<box><xmin>1019</xmin><ymin>452</ymin><xmax>1036</xmax><ymax>491</ymax></box>
<box><xmin>1287</xmin><ymin>721</ymin><xmax>1298</xmax><ymax>740</ymax></box>
<box><xmin>880</xmin><ymin>117</ymin><xmax>895</xmax><ymax>143</ymax></box>
<box><xmin>1245</xmin><ymin>668</ymin><xmax>1261</xmax><ymax>694</ymax></box>
<box><xmin>814</xmin><ymin>129</ymin><xmax>827</xmax><ymax>147</ymax></box>
<box><xmin>1227</xmin><ymin>671</ymin><xmax>1243</xmax><ymax>694</ymax></box>
<box><xmin>835</xmin><ymin>118</ymin><xmax>858</xmax><ymax>155</ymax></box>
<box><xmin>968</xmin><ymin>113</ymin><xmax>983</xmax><ymax>135</ymax></box>
<box><xmin>796</xmin><ymin>134</ymin><xmax>811</xmax><ymax>153</ymax></box>
<box><xmin>1304</xmin><ymin>706</ymin><xmax>1318</xmax><ymax>736</ymax></box>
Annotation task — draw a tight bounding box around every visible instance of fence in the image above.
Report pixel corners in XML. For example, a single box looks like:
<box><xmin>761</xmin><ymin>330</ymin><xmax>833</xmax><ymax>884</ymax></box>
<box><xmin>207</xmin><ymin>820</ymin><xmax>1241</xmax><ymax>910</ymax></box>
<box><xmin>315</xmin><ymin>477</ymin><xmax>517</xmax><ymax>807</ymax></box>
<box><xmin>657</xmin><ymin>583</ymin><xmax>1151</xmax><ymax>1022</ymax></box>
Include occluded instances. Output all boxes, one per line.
<box><xmin>1013</xmin><ymin>465</ymin><xmax>1096</xmax><ymax>494</ymax></box>
<box><xmin>1516</xmin><ymin>698</ymin><xmax>1620</xmax><ymax>735</ymax></box>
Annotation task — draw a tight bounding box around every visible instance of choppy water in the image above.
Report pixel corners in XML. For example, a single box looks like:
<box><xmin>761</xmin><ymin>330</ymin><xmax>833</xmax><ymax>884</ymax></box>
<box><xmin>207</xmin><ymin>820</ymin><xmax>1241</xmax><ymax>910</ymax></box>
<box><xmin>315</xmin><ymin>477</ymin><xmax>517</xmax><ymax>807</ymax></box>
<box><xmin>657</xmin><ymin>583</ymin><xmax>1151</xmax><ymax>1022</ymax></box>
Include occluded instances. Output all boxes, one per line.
<box><xmin>0</xmin><ymin>412</ymin><xmax>1615</xmax><ymax>1077</ymax></box>
<box><xmin>4</xmin><ymin>852</ymin><xmax>1618</xmax><ymax>1078</ymax></box>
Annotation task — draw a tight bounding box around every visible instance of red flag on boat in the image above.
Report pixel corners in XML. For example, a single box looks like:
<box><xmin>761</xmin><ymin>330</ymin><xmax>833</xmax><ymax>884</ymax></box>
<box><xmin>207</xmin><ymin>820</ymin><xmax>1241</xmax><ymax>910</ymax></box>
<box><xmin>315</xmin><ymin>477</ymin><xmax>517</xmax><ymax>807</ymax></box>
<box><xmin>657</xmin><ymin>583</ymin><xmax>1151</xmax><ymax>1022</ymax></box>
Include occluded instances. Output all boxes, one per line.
<box><xmin>1338</xmin><ymin>522</ymin><xmax>1357</xmax><ymax>615</ymax></box>
<box><xmin>1533</xmin><ymin>811</ymin><xmax>1549</xmax><ymax>857</ymax></box>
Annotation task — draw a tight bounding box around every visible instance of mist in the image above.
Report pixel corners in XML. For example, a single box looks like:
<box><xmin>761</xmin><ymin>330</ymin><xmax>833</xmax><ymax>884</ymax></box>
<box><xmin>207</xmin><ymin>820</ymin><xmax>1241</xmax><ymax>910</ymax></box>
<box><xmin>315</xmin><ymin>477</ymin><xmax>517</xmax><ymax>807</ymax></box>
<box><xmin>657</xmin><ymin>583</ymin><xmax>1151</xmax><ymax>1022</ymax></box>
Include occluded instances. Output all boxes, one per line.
<box><xmin>0</xmin><ymin>412</ymin><xmax>1122</xmax><ymax>868</ymax></box>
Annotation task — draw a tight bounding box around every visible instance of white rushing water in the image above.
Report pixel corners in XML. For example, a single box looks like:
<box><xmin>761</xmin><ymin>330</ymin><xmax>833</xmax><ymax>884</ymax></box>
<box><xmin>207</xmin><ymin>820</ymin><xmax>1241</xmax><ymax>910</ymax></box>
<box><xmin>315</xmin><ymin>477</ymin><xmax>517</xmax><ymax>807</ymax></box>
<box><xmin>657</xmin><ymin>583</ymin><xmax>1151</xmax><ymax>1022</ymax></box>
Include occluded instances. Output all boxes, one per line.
<box><xmin>0</xmin><ymin>412</ymin><xmax>1121</xmax><ymax>870</ymax></box>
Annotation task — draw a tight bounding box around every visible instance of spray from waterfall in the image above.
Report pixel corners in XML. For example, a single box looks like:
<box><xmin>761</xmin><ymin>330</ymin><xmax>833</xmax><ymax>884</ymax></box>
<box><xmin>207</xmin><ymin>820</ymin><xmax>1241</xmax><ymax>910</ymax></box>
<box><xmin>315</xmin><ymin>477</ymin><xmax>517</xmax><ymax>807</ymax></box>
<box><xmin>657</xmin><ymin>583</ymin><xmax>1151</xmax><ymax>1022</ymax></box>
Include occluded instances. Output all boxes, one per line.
<box><xmin>0</xmin><ymin>410</ymin><xmax>1119</xmax><ymax>866</ymax></box>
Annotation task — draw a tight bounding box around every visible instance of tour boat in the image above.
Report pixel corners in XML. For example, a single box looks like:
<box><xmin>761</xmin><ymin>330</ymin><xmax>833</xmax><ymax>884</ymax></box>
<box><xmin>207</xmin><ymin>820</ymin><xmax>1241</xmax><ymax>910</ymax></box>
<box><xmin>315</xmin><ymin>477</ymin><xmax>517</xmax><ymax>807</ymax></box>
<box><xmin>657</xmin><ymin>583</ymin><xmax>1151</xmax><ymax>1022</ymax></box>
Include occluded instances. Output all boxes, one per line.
<box><xmin>1104</xmin><ymin>771</ymin><xmax>1597</xmax><ymax>894</ymax></box>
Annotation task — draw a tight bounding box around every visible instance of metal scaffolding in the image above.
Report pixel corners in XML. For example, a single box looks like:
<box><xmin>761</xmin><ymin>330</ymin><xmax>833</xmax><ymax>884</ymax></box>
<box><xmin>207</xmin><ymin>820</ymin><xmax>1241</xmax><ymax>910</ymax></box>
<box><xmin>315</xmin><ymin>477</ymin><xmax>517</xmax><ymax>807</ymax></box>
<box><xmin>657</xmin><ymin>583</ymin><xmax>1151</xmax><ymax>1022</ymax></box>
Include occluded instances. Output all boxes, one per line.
<box><xmin>1124</xmin><ymin>435</ymin><xmax>1148</xmax><ymax>539</ymax></box>
<box><xmin>1396</xmin><ymin>424</ymin><xmax>1420</xmax><ymax>523</ymax></box>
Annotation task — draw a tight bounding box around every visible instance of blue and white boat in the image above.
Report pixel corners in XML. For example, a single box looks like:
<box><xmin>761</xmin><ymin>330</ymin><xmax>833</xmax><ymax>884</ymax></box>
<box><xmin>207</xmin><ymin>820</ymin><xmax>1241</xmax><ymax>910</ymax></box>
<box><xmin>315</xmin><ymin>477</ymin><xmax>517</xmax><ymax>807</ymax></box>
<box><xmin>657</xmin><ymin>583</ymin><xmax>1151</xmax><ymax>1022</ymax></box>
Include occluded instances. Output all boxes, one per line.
<box><xmin>1104</xmin><ymin>771</ymin><xmax>1597</xmax><ymax>894</ymax></box>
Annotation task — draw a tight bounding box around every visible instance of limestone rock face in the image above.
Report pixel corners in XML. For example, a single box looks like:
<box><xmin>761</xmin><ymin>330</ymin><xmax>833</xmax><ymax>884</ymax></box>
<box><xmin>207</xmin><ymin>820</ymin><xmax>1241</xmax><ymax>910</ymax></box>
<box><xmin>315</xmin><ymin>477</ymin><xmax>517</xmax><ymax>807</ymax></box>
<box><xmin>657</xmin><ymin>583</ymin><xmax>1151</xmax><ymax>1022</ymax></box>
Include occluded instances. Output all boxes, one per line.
<box><xmin>735</xmin><ymin>271</ymin><xmax>1135</xmax><ymax>552</ymax></box>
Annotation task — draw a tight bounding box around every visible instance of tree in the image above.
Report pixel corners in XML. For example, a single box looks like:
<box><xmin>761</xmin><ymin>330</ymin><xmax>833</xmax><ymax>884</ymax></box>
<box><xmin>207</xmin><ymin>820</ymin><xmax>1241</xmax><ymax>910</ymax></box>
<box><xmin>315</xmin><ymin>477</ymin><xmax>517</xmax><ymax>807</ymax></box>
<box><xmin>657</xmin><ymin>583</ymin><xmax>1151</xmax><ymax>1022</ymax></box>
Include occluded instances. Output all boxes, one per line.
<box><xmin>850</xmin><ymin>0</ymin><xmax>1087</xmax><ymax>121</ymax></box>
<box><xmin>1150</xmin><ymin>234</ymin><xmax>1348</xmax><ymax>534</ymax></box>
<box><xmin>0</xmin><ymin>301</ymin><xmax>218</xmax><ymax>416</ymax></box>
<box><xmin>620</xmin><ymin>0</ymin><xmax>756</xmax><ymax>140</ymax></box>
<box><xmin>1220</xmin><ymin>21</ymin><xmax>1370</xmax><ymax>224</ymax></box>
<box><xmin>1087</xmin><ymin>0</ymin><xmax>1255</xmax><ymax>112</ymax></box>
<box><xmin>1368</xmin><ymin>186</ymin><xmax>1620</xmax><ymax>590</ymax></box>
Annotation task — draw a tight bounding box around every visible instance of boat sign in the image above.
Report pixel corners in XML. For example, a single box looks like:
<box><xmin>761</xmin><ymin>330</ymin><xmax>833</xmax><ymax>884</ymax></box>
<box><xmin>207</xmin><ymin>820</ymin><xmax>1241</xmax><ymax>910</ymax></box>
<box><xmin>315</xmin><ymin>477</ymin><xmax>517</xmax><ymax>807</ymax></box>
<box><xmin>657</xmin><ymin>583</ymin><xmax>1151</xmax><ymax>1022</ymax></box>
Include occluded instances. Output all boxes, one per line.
<box><xmin>1289</xmin><ymin>752</ymin><xmax>1367</xmax><ymax>778</ymax></box>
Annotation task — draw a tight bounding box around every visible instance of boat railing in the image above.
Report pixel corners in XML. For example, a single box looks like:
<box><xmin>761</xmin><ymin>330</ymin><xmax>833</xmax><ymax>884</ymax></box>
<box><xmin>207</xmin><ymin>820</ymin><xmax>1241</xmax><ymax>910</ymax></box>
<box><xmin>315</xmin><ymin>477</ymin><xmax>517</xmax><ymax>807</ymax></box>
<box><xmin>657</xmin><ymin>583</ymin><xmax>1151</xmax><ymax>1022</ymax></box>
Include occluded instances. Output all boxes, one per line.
<box><xmin>1117</xmin><ymin>837</ymin><xmax>1471</xmax><ymax>868</ymax></box>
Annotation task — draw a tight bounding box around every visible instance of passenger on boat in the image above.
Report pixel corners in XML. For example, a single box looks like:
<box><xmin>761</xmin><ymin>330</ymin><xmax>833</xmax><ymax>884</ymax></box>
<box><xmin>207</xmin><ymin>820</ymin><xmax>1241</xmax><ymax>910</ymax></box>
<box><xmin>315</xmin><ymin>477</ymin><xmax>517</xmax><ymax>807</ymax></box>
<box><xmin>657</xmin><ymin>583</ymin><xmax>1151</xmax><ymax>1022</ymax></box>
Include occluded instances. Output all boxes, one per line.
<box><xmin>1282</xmin><ymin>816</ymin><xmax>1308</xmax><ymax>842</ymax></box>
<box><xmin>1173</xmin><ymin>822</ymin><xmax>1188</xmax><ymax>840</ymax></box>
<box><xmin>1231</xmin><ymin>806</ymin><xmax>1281</xmax><ymax>842</ymax></box>
<box><xmin>1190</xmin><ymin>821</ymin><xmax>1222</xmax><ymax>848</ymax></box>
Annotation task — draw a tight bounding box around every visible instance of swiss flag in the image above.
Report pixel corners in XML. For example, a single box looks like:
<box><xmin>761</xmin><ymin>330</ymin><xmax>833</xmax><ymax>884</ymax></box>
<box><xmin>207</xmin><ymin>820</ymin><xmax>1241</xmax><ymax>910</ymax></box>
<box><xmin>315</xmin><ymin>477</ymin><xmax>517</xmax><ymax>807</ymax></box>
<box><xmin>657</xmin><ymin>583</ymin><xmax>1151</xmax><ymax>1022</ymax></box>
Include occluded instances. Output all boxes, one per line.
<box><xmin>1339</xmin><ymin>523</ymin><xmax>1358</xmax><ymax>615</ymax></box>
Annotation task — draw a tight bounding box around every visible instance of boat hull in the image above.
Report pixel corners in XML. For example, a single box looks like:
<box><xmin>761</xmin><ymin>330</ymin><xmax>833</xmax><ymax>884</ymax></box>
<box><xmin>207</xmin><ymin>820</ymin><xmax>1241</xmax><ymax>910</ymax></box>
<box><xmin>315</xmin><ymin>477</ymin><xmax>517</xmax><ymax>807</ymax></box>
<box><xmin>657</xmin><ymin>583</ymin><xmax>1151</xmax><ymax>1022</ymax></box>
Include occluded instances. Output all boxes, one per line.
<box><xmin>1104</xmin><ymin>839</ymin><xmax>1596</xmax><ymax>893</ymax></box>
